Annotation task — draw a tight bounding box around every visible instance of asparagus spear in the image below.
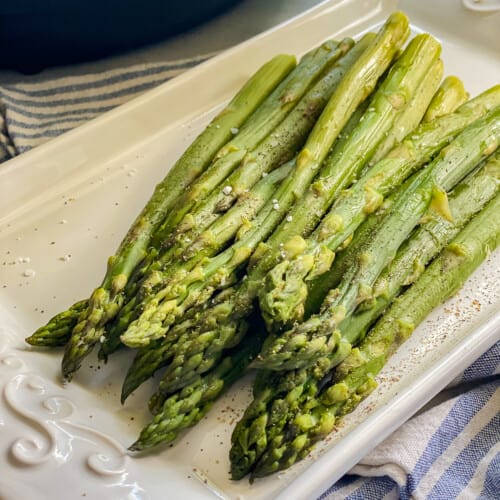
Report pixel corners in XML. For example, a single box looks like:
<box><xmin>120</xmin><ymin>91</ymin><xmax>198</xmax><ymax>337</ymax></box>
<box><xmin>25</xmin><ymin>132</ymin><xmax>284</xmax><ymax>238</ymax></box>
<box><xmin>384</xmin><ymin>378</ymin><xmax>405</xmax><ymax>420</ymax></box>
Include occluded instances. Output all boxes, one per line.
<box><xmin>128</xmin><ymin>319</ymin><xmax>265</xmax><ymax>451</ymax></box>
<box><xmin>118</xmin><ymin>162</ymin><xmax>292</xmax><ymax>401</ymax></box>
<box><xmin>229</xmin><ymin>152</ymin><xmax>499</xmax><ymax>479</ymax></box>
<box><xmin>423</xmin><ymin>76</ymin><xmax>469</xmax><ymax>123</ymax></box>
<box><xmin>120</xmin><ymin>14</ymin><xmax>411</xmax><ymax>349</ymax></box>
<box><xmin>155</xmin><ymin>39</ymin><xmax>354</xmax><ymax>239</ymax></box>
<box><xmin>255</xmin><ymin>107</ymin><xmax>500</xmax><ymax>370</ymax></box>
<box><xmin>59</xmin><ymin>54</ymin><xmax>296</xmax><ymax>380</ymax></box>
<box><xmin>252</xmin><ymin>191</ymin><xmax>500</xmax><ymax>477</ymax></box>
<box><xmin>25</xmin><ymin>300</ymin><xmax>87</xmax><ymax>347</ymax></box>
<box><xmin>258</xmin><ymin>86</ymin><xmax>500</xmax><ymax>333</ymax></box>
<box><xmin>368</xmin><ymin>58</ymin><xmax>444</xmax><ymax>166</ymax></box>
<box><xmin>143</xmin><ymin>31</ymin><xmax>454</xmax><ymax>396</ymax></box>
<box><xmin>95</xmin><ymin>38</ymin><xmax>364</xmax><ymax>361</ymax></box>
<box><xmin>158</xmin><ymin>77</ymin><xmax>500</xmax><ymax>396</ymax></box>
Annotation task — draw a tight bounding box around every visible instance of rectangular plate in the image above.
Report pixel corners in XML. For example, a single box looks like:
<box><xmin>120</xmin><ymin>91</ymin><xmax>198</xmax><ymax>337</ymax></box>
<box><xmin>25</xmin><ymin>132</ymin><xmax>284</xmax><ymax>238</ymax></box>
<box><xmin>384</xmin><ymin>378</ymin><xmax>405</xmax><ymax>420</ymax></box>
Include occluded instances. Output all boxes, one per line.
<box><xmin>0</xmin><ymin>1</ymin><xmax>499</xmax><ymax>499</ymax></box>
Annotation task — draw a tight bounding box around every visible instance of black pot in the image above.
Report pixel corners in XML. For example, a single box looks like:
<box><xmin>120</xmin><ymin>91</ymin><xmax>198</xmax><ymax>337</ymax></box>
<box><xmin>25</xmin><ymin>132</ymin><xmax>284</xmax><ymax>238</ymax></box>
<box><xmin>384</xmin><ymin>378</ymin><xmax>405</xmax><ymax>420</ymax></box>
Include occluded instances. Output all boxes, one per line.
<box><xmin>0</xmin><ymin>0</ymin><xmax>241</xmax><ymax>72</ymax></box>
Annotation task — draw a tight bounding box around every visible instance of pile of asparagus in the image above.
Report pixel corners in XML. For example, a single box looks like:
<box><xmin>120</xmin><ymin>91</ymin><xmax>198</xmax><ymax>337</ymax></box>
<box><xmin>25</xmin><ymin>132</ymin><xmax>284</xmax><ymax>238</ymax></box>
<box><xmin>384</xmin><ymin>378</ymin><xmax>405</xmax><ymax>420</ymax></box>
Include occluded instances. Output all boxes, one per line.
<box><xmin>27</xmin><ymin>12</ymin><xmax>500</xmax><ymax>480</ymax></box>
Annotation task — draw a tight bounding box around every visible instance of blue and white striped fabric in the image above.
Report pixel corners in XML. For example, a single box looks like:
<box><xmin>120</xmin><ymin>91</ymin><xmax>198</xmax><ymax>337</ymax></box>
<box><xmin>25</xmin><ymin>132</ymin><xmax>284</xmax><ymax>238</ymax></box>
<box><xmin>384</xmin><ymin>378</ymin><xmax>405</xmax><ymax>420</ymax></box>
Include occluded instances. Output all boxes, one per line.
<box><xmin>0</xmin><ymin>53</ymin><xmax>212</xmax><ymax>161</ymax></box>
<box><xmin>322</xmin><ymin>343</ymin><xmax>499</xmax><ymax>500</ymax></box>
<box><xmin>0</xmin><ymin>60</ymin><xmax>498</xmax><ymax>500</ymax></box>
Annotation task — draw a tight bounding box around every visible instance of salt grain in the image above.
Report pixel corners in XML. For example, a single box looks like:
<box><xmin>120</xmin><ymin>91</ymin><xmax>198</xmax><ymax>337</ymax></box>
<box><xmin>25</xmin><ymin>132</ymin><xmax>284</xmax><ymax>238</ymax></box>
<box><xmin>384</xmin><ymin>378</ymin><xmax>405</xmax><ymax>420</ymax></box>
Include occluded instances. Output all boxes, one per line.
<box><xmin>230</xmin><ymin>127</ymin><xmax>239</xmax><ymax>135</ymax></box>
<box><xmin>23</xmin><ymin>269</ymin><xmax>36</xmax><ymax>278</ymax></box>
<box><xmin>222</xmin><ymin>185</ymin><xmax>233</xmax><ymax>195</ymax></box>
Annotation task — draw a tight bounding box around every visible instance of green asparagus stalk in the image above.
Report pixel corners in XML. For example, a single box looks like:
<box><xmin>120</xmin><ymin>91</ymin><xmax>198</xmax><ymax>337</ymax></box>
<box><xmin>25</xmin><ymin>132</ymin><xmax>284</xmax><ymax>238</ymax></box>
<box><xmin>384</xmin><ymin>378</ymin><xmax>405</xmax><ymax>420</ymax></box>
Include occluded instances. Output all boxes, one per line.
<box><xmin>118</xmin><ymin>163</ymin><xmax>293</xmax><ymax>401</ymax></box>
<box><xmin>229</xmin><ymin>152</ymin><xmax>499</xmax><ymax>479</ymax></box>
<box><xmin>128</xmin><ymin>320</ymin><xmax>265</xmax><ymax>451</ymax></box>
<box><xmin>141</xmin><ymin>30</ymin><xmax>453</xmax><ymax>395</ymax></box>
<box><xmin>25</xmin><ymin>300</ymin><xmax>87</xmax><ymax>347</ymax></box>
<box><xmin>258</xmin><ymin>86</ymin><xmax>500</xmax><ymax>333</ymax></box>
<box><xmin>423</xmin><ymin>76</ymin><xmax>469</xmax><ymax>123</ymax></box>
<box><xmin>255</xmin><ymin>107</ymin><xmax>500</xmax><ymax>370</ymax></box>
<box><xmin>343</xmin><ymin>150</ymin><xmax>500</xmax><ymax>337</ymax></box>
<box><xmin>97</xmin><ymin>38</ymin><xmax>363</xmax><ymax>360</ymax></box>
<box><xmin>59</xmin><ymin>54</ymin><xmax>296</xmax><ymax>380</ymax></box>
<box><xmin>120</xmin><ymin>14</ymin><xmax>411</xmax><ymax>349</ymax></box>
<box><xmin>155</xmin><ymin>39</ymin><xmax>354</xmax><ymax>239</ymax></box>
<box><xmin>252</xmin><ymin>191</ymin><xmax>500</xmax><ymax>477</ymax></box>
<box><xmin>368</xmin><ymin>58</ymin><xmax>444</xmax><ymax>166</ymax></box>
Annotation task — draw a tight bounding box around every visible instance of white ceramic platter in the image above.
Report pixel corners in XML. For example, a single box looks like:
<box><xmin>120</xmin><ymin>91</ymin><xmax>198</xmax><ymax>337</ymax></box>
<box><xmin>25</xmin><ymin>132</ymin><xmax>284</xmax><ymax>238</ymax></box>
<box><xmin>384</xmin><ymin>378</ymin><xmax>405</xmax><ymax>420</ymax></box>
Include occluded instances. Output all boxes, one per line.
<box><xmin>1</xmin><ymin>0</ymin><xmax>499</xmax><ymax>498</ymax></box>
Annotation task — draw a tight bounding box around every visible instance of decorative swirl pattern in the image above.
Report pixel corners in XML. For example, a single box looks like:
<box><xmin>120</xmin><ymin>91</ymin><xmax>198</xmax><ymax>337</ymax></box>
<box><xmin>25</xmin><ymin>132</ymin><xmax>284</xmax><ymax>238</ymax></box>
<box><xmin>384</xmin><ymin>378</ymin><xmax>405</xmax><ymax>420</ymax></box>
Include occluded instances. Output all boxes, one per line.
<box><xmin>3</xmin><ymin>373</ymin><xmax>127</xmax><ymax>475</ymax></box>
<box><xmin>0</xmin><ymin>323</ymin><xmax>147</xmax><ymax>498</ymax></box>
<box><xmin>5</xmin><ymin>374</ymin><xmax>69</xmax><ymax>465</ymax></box>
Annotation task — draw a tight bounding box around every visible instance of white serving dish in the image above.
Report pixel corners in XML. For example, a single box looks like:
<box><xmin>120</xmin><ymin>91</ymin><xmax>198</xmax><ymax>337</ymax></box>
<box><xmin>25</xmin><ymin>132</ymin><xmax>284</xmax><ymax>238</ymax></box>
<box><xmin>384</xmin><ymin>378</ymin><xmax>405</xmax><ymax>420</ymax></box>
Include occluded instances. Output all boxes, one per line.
<box><xmin>0</xmin><ymin>1</ymin><xmax>499</xmax><ymax>498</ymax></box>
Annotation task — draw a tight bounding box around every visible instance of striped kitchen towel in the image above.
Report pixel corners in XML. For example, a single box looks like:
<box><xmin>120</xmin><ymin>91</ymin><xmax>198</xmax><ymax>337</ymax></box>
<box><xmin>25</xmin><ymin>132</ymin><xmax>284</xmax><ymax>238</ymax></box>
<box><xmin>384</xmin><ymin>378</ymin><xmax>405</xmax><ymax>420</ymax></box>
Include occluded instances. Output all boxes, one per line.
<box><xmin>0</xmin><ymin>61</ymin><xmax>499</xmax><ymax>499</ymax></box>
<box><xmin>322</xmin><ymin>343</ymin><xmax>499</xmax><ymax>500</ymax></box>
<box><xmin>0</xmin><ymin>53</ymin><xmax>212</xmax><ymax>161</ymax></box>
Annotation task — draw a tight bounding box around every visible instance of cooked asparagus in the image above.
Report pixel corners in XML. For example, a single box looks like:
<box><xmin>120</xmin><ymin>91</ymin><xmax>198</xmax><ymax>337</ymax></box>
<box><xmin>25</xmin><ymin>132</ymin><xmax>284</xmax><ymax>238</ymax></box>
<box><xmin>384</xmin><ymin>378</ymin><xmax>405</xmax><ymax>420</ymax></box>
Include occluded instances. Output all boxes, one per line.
<box><xmin>150</xmin><ymin>30</ymin><xmax>447</xmax><ymax>395</ymax></box>
<box><xmin>26</xmin><ymin>300</ymin><xmax>87</xmax><ymax>347</ymax></box>
<box><xmin>59</xmin><ymin>54</ymin><xmax>297</xmax><ymax>379</ymax></box>
<box><xmin>423</xmin><ymin>76</ymin><xmax>469</xmax><ymax>123</ymax></box>
<box><xmin>120</xmin><ymin>14</ymin><xmax>411</xmax><ymax>349</ymax></box>
<box><xmin>256</xmin><ymin>107</ymin><xmax>500</xmax><ymax>370</ymax></box>
<box><xmin>258</xmin><ymin>86</ymin><xmax>500</xmax><ymax>333</ymax></box>
<box><xmin>229</xmin><ymin>152</ymin><xmax>499</xmax><ymax>479</ymax></box>
<box><xmin>128</xmin><ymin>319</ymin><xmax>266</xmax><ymax>451</ymax></box>
<box><xmin>252</xmin><ymin>191</ymin><xmax>500</xmax><ymax>477</ymax></box>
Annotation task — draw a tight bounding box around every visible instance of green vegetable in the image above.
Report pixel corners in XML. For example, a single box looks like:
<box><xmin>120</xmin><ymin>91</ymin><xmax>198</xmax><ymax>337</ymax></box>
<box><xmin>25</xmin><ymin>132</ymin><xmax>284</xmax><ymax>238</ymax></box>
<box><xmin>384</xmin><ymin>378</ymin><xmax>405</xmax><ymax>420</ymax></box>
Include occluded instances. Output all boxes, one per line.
<box><xmin>252</xmin><ymin>190</ymin><xmax>500</xmax><ymax>477</ymax></box>
<box><xmin>129</xmin><ymin>319</ymin><xmax>265</xmax><ymax>451</ymax></box>
<box><xmin>258</xmin><ymin>86</ymin><xmax>500</xmax><ymax>333</ymax></box>
<box><xmin>229</xmin><ymin>152</ymin><xmax>499</xmax><ymax>479</ymax></box>
<box><xmin>60</xmin><ymin>54</ymin><xmax>297</xmax><ymax>380</ymax></box>
<box><xmin>26</xmin><ymin>300</ymin><xmax>87</xmax><ymax>347</ymax></box>
<box><xmin>256</xmin><ymin>107</ymin><xmax>500</xmax><ymax>370</ymax></box>
<box><xmin>423</xmin><ymin>75</ymin><xmax>469</xmax><ymax>123</ymax></box>
<box><xmin>135</xmin><ymin>21</ymin><xmax>433</xmax><ymax>399</ymax></box>
<box><xmin>120</xmin><ymin>14</ymin><xmax>411</xmax><ymax>349</ymax></box>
